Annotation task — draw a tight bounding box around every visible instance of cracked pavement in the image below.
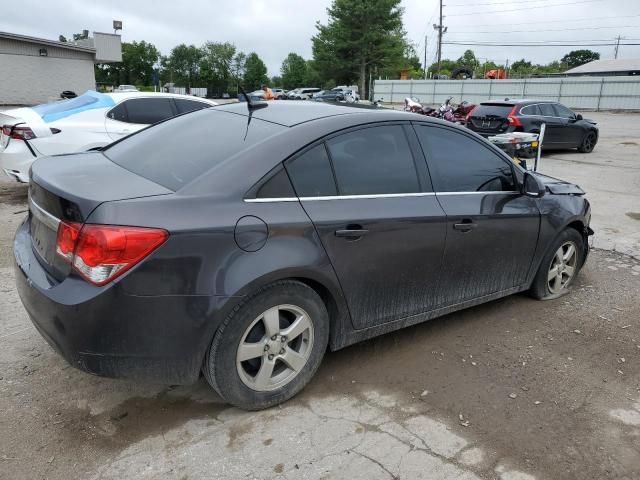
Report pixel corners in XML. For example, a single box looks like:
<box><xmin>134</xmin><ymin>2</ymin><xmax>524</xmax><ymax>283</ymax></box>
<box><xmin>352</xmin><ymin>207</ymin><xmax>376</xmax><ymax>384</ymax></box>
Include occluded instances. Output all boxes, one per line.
<box><xmin>1</xmin><ymin>112</ymin><xmax>640</xmax><ymax>479</ymax></box>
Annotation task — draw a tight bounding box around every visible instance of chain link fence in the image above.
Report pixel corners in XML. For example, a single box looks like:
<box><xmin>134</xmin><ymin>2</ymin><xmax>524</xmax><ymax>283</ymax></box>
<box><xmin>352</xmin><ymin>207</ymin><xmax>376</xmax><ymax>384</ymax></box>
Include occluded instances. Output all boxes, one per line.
<box><xmin>373</xmin><ymin>76</ymin><xmax>640</xmax><ymax>110</ymax></box>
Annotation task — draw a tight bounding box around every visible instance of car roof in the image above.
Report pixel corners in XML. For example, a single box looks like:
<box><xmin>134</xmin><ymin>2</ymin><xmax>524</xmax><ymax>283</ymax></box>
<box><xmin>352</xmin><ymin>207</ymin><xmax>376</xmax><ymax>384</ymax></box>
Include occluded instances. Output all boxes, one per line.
<box><xmin>105</xmin><ymin>92</ymin><xmax>217</xmax><ymax>105</ymax></box>
<box><xmin>480</xmin><ymin>99</ymin><xmax>556</xmax><ymax>105</ymax></box>
<box><xmin>213</xmin><ymin>100</ymin><xmax>412</xmax><ymax>127</ymax></box>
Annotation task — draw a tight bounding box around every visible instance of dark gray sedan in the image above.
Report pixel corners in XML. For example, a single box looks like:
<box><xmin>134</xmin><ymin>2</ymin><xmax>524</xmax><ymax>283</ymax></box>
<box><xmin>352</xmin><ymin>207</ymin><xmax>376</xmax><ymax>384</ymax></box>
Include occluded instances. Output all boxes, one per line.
<box><xmin>14</xmin><ymin>101</ymin><xmax>593</xmax><ymax>410</ymax></box>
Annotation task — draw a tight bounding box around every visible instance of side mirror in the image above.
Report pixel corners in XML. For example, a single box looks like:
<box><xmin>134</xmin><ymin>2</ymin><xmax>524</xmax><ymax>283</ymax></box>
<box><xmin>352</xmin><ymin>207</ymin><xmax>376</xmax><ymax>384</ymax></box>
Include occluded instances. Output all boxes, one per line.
<box><xmin>522</xmin><ymin>171</ymin><xmax>545</xmax><ymax>198</ymax></box>
<box><xmin>575</xmin><ymin>113</ymin><xmax>583</xmax><ymax>121</ymax></box>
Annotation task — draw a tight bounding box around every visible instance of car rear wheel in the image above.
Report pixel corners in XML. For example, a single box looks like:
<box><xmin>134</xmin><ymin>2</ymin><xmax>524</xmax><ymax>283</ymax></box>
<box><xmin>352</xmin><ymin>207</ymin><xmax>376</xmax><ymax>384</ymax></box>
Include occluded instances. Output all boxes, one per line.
<box><xmin>529</xmin><ymin>228</ymin><xmax>585</xmax><ymax>300</ymax></box>
<box><xmin>203</xmin><ymin>280</ymin><xmax>329</xmax><ymax>410</ymax></box>
<box><xmin>577</xmin><ymin>131</ymin><xmax>597</xmax><ymax>153</ymax></box>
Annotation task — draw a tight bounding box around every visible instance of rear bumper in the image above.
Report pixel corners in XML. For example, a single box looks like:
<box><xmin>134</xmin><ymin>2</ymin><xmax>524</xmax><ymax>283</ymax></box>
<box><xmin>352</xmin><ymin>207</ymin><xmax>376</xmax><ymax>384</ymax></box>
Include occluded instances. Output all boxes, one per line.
<box><xmin>14</xmin><ymin>220</ymin><xmax>230</xmax><ymax>384</ymax></box>
<box><xmin>0</xmin><ymin>140</ymin><xmax>39</xmax><ymax>182</ymax></box>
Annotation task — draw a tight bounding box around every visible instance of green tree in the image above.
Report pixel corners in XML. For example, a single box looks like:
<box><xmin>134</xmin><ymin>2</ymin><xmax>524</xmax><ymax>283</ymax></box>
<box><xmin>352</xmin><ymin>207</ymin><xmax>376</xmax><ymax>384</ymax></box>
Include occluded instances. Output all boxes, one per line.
<box><xmin>510</xmin><ymin>59</ymin><xmax>533</xmax><ymax>76</ymax></box>
<box><xmin>200</xmin><ymin>41</ymin><xmax>236</xmax><ymax>96</ymax></box>
<box><xmin>561</xmin><ymin>49</ymin><xmax>600</xmax><ymax>69</ymax></box>
<box><xmin>304</xmin><ymin>60</ymin><xmax>323</xmax><ymax>87</ymax></box>
<box><xmin>280</xmin><ymin>53</ymin><xmax>308</xmax><ymax>89</ymax></box>
<box><xmin>457</xmin><ymin>49</ymin><xmax>477</xmax><ymax>68</ymax></box>
<box><xmin>164</xmin><ymin>44</ymin><xmax>203</xmax><ymax>92</ymax></box>
<box><xmin>312</xmin><ymin>0</ymin><xmax>408</xmax><ymax>98</ymax></box>
<box><xmin>271</xmin><ymin>75</ymin><xmax>283</xmax><ymax>87</ymax></box>
<box><xmin>243</xmin><ymin>52</ymin><xmax>268</xmax><ymax>91</ymax></box>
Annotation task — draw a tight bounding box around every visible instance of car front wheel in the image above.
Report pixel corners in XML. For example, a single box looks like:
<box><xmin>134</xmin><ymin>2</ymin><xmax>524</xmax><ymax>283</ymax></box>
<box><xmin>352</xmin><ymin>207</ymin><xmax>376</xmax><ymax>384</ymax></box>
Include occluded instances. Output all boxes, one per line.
<box><xmin>529</xmin><ymin>228</ymin><xmax>585</xmax><ymax>300</ymax></box>
<box><xmin>203</xmin><ymin>280</ymin><xmax>329</xmax><ymax>410</ymax></box>
<box><xmin>578</xmin><ymin>131</ymin><xmax>597</xmax><ymax>153</ymax></box>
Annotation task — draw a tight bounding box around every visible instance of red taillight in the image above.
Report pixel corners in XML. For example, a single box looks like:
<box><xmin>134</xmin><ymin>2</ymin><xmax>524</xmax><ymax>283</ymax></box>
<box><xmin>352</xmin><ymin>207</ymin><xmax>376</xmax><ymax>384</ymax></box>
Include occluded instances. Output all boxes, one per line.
<box><xmin>465</xmin><ymin>106</ymin><xmax>477</xmax><ymax>122</ymax></box>
<box><xmin>1</xmin><ymin>125</ymin><xmax>60</xmax><ymax>140</ymax></box>
<box><xmin>507</xmin><ymin>106</ymin><xmax>522</xmax><ymax>127</ymax></box>
<box><xmin>55</xmin><ymin>222</ymin><xmax>168</xmax><ymax>286</ymax></box>
<box><xmin>55</xmin><ymin>221</ymin><xmax>81</xmax><ymax>262</ymax></box>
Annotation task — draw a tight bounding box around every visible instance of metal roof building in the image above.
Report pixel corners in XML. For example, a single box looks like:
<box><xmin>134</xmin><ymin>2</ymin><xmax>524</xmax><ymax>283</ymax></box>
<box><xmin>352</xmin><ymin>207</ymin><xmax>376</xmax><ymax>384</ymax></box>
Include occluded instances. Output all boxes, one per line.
<box><xmin>0</xmin><ymin>31</ymin><xmax>122</xmax><ymax>105</ymax></box>
<box><xmin>564</xmin><ymin>58</ymin><xmax>640</xmax><ymax>76</ymax></box>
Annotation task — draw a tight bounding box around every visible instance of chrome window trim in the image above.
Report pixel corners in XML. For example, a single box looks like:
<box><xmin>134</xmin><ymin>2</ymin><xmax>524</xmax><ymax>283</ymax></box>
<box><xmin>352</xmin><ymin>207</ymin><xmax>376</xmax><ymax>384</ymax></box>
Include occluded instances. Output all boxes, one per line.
<box><xmin>518</xmin><ymin>102</ymin><xmax>574</xmax><ymax>120</ymax></box>
<box><xmin>244</xmin><ymin>191</ymin><xmax>519</xmax><ymax>203</ymax></box>
<box><xmin>29</xmin><ymin>197</ymin><xmax>60</xmax><ymax>230</ymax></box>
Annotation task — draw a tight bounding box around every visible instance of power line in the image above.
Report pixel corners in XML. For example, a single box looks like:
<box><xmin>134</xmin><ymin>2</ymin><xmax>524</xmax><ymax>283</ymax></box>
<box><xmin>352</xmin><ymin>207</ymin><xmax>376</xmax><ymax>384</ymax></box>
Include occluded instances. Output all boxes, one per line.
<box><xmin>446</xmin><ymin>24</ymin><xmax>640</xmax><ymax>35</ymax></box>
<box><xmin>447</xmin><ymin>0</ymin><xmax>602</xmax><ymax>16</ymax></box>
<box><xmin>448</xmin><ymin>0</ymin><xmax>572</xmax><ymax>5</ymax></box>
<box><xmin>449</xmin><ymin>13</ymin><xmax>640</xmax><ymax>26</ymax></box>
<box><xmin>445</xmin><ymin>38</ymin><xmax>640</xmax><ymax>44</ymax></box>
<box><xmin>443</xmin><ymin>41</ymin><xmax>640</xmax><ymax>47</ymax></box>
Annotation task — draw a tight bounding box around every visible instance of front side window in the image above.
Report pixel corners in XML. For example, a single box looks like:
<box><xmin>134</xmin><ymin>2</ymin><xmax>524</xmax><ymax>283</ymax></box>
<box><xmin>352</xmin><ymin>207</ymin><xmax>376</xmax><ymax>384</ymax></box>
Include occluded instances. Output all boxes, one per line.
<box><xmin>107</xmin><ymin>102</ymin><xmax>128</xmax><ymax>122</ymax></box>
<box><xmin>124</xmin><ymin>98</ymin><xmax>175</xmax><ymax>124</ymax></box>
<box><xmin>415</xmin><ymin>126</ymin><xmax>515</xmax><ymax>193</ymax></box>
<box><xmin>286</xmin><ymin>144</ymin><xmax>337</xmax><ymax>197</ymax></box>
<box><xmin>326</xmin><ymin>125</ymin><xmax>420</xmax><ymax>195</ymax></box>
<box><xmin>553</xmin><ymin>103</ymin><xmax>575</xmax><ymax>119</ymax></box>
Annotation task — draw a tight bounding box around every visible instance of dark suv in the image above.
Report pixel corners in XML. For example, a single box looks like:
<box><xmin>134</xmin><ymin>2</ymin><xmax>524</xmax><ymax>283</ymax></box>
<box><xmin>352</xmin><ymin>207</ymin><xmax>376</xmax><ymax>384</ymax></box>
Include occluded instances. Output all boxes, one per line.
<box><xmin>466</xmin><ymin>100</ymin><xmax>599</xmax><ymax>153</ymax></box>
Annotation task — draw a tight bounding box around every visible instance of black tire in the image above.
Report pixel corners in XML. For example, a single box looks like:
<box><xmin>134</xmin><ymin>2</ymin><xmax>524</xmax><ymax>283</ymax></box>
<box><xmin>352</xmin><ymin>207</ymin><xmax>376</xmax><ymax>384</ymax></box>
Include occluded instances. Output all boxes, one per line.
<box><xmin>529</xmin><ymin>228</ymin><xmax>585</xmax><ymax>300</ymax></box>
<box><xmin>203</xmin><ymin>280</ymin><xmax>329</xmax><ymax>410</ymax></box>
<box><xmin>577</xmin><ymin>131</ymin><xmax>597</xmax><ymax>153</ymax></box>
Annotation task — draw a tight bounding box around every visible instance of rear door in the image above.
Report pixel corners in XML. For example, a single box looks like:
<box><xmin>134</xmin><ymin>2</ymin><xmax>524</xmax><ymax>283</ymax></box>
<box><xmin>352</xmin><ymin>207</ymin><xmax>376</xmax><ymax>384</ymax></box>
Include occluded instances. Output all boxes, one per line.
<box><xmin>413</xmin><ymin>124</ymin><xmax>539</xmax><ymax>305</ymax></box>
<box><xmin>105</xmin><ymin>97</ymin><xmax>177</xmax><ymax>140</ymax></box>
<box><xmin>285</xmin><ymin>123</ymin><xmax>447</xmax><ymax>329</ymax></box>
<box><xmin>537</xmin><ymin>103</ymin><xmax>564</xmax><ymax>146</ymax></box>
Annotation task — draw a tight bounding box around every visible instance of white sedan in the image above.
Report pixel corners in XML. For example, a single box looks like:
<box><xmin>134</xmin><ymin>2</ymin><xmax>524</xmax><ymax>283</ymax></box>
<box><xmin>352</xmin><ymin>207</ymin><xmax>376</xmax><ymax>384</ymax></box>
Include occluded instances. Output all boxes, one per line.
<box><xmin>0</xmin><ymin>91</ymin><xmax>217</xmax><ymax>183</ymax></box>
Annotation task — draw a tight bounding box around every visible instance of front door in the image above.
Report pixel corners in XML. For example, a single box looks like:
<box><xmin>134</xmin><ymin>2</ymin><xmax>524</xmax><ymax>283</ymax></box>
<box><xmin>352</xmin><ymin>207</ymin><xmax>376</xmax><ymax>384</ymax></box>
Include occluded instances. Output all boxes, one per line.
<box><xmin>285</xmin><ymin>124</ymin><xmax>447</xmax><ymax>329</ymax></box>
<box><xmin>414</xmin><ymin>124</ymin><xmax>540</xmax><ymax>306</ymax></box>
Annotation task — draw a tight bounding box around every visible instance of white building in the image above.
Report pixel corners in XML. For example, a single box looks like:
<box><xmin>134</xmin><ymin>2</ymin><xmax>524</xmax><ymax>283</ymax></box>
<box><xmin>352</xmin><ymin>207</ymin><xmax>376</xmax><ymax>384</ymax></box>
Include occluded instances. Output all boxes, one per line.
<box><xmin>0</xmin><ymin>31</ymin><xmax>122</xmax><ymax>105</ymax></box>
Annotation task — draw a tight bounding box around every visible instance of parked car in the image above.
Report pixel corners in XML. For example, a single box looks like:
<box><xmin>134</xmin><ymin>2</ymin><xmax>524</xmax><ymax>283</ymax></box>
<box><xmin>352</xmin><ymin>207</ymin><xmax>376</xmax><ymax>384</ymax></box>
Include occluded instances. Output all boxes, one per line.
<box><xmin>291</xmin><ymin>87</ymin><xmax>321</xmax><ymax>100</ymax></box>
<box><xmin>284</xmin><ymin>89</ymin><xmax>300</xmax><ymax>99</ymax></box>
<box><xmin>114</xmin><ymin>85</ymin><xmax>139</xmax><ymax>92</ymax></box>
<box><xmin>466</xmin><ymin>100</ymin><xmax>598</xmax><ymax>153</ymax></box>
<box><xmin>271</xmin><ymin>88</ymin><xmax>285</xmax><ymax>99</ymax></box>
<box><xmin>314</xmin><ymin>88</ymin><xmax>360</xmax><ymax>102</ymax></box>
<box><xmin>0</xmin><ymin>90</ymin><xmax>217</xmax><ymax>182</ymax></box>
<box><xmin>15</xmin><ymin>101</ymin><xmax>592</xmax><ymax>411</ymax></box>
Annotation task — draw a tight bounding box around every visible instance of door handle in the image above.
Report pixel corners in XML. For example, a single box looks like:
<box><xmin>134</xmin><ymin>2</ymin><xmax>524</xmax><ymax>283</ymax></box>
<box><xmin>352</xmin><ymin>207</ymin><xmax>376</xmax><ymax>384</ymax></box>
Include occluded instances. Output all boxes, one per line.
<box><xmin>335</xmin><ymin>225</ymin><xmax>369</xmax><ymax>239</ymax></box>
<box><xmin>453</xmin><ymin>219</ymin><xmax>477</xmax><ymax>232</ymax></box>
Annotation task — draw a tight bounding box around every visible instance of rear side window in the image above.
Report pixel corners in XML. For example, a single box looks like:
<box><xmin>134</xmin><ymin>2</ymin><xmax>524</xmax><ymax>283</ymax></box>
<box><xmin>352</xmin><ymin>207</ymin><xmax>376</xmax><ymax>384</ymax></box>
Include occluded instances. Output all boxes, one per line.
<box><xmin>103</xmin><ymin>109</ymin><xmax>285</xmax><ymax>191</ymax></box>
<box><xmin>255</xmin><ymin>166</ymin><xmax>295</xmax><ymax>198</ymax></box>
<box><xmin>326</xmin><ymin>125</ymin><xmax>420</xmax><ymax>195</ymax></box>
<box><xmin>124</xmin><ymin>98</ymin><xmax>175</xmax><ymax>124</ymax></box>
<box><xmin>472</xmin><ymin>104</ymin><xmax>514</xmax><ymax>118</ymax></box>
<box><xmin>175</xmin><ymin>99</ymin><xmax>210</xmax><ymax>114</ymax></box>
<box><xmin>539</xmin><ymin>103</ymin><xmax>556</xmax><ymax>117</ymax></box>
<box><xmin>286</xmin><ymin>144</ymin><xmax>337</xmax><ymax>197</ymax></box>
<box><xmin>520</xmin><ymin>104</ymin><xmax>541</xmax><ymax>116</ymax></box>
<box><xmin>415</xmin><ymin>126</ymin><xmax>515</xmax><ymax>192</ymax></box>
<box><xmin>107</xmin><ymin>102</ymin><xmax>128</xmax><ymax>122</ymax></box>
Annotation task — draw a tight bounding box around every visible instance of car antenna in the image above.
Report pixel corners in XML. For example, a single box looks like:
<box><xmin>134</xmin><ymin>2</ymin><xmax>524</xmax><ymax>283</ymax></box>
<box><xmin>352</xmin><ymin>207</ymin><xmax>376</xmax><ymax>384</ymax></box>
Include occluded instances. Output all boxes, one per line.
<box><xmin>239</xmin><ymin>86</ymin><xmax>268</xmax><ymax>112</ymax></box>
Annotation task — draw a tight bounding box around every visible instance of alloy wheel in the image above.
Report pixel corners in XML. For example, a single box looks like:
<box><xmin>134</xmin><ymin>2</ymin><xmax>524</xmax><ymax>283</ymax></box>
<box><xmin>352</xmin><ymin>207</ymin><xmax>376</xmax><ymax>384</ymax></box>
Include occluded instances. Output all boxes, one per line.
<box><xmin>236</xmin><ymin>304</ymin><xmax>314</xmax><ymax>392</ymax></box>
<box><xmin>547</xmin><ymin>241</ymin><xmax>578</xmax><ymax>294</ymax></box>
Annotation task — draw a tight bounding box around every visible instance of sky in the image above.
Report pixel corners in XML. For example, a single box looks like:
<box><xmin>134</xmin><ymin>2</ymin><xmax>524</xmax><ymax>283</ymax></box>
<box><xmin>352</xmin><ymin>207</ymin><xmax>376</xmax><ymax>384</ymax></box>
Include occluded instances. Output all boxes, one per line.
<box><xmin>1</xmin><ymin>0</ymin><xmax>639</xmax><ymax>76</ymax></box>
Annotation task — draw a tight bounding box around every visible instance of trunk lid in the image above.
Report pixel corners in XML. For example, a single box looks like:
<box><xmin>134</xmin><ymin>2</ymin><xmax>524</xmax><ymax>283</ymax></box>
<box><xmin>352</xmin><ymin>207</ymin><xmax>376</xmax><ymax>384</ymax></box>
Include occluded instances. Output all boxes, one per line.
<box><xmin>468</xmin><ymin>103</ymin><xmax>513</xmax><ymax>135</ymax></box>
<box><xmin>28</xmin><ymin>151</ymin><xmax>172</xmax><ymax>281</ymax></box>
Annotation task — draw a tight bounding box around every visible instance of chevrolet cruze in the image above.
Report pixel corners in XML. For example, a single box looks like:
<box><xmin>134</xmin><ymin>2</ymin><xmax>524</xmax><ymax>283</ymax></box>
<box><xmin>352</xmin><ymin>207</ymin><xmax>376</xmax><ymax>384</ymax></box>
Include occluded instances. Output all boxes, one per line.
<box><xmin>14</xmin><ymin>101</ymin><xmax>592</xmax><ymax>410</ymax></box>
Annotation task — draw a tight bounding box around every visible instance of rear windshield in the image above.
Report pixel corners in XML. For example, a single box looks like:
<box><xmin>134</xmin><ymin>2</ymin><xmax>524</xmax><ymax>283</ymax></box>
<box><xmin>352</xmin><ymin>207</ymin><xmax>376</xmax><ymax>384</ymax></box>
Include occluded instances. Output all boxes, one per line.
<box><xmin>472</xmin><ymin>104</ymin><xmax>514</xmax><ymax>118</ymax></box>
<box><xmin>103</xmin><ymin>109</ymin><xmax>285</xmax><ymax>191</ymax></box>
<box><xmin>32</xmin><ymin>90</ymin><xmax>115</xmax><ymax>123</ymax></box>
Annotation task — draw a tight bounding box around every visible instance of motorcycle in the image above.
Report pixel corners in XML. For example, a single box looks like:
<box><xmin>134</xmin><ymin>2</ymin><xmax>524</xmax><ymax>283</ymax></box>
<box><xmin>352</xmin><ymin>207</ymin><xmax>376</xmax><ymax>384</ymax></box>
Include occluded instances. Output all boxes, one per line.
<box><xmin>403</xmin><ymin>97</ymin><xmax>435</xmax><ymax>116</ymax></box>
<box><xmin>431</xmin><ymin>97</ymin><xmax>476</xmax><ymax>125</ymax></box>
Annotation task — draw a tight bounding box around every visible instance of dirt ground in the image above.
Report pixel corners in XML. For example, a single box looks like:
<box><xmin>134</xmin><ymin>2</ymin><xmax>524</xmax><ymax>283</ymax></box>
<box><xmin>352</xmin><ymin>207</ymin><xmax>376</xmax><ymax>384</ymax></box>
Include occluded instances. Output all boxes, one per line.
<box><xmin>1</xmin><ymin>112</ymin><xmax>639</xmax><ymax>480</ymax></box>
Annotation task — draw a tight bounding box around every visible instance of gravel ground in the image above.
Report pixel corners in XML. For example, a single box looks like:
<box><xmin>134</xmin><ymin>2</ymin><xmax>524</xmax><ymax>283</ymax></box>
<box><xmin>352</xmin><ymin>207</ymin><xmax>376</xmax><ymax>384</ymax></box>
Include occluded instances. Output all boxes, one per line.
<box><xmin>0</xmin><ymin>112</ymin><xmax>639</xmax><ymax>480</ymax></box>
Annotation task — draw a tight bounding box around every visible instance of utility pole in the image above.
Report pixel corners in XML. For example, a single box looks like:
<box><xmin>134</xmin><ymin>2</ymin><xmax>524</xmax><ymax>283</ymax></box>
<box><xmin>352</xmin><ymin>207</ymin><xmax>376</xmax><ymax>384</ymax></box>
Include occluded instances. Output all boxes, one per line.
<box><xmin>433</xmin><ymin>0</ymin><xmax>447</xmax><ymax>77</ymax></box>
<box><xmin>614</xmin><ymin>35</ymin><xmax>622</xmax><ymax>59</ymax></box>
<box><xmin>424</xmin><ymin>35</ymin><xmax>427</xmax><ymax>80</ymax></box>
